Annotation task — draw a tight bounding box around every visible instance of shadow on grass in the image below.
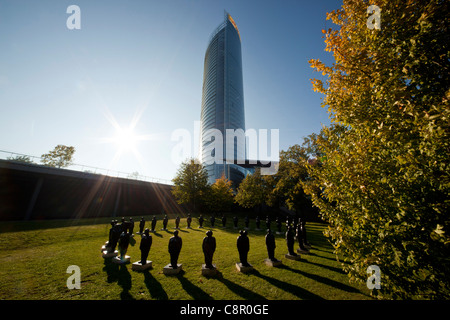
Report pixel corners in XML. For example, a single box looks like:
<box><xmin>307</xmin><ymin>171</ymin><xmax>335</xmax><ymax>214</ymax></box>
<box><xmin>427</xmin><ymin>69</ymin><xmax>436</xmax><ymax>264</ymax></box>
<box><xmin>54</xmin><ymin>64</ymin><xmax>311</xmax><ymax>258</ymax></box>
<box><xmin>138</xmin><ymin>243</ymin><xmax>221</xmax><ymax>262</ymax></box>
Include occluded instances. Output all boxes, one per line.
<box><xmin>176</xmin><ymin>271</ymin><xmax>214</xmax><ymax>300</ymax></box>
<box><xmin>305</xmin><ymin>260</ymin><xmax>346</xmax><ymax>274</ymax></box>
<box><xmin>150</xmin><ymin>231</ymin><xmax>164</xmax><ymax>238</ymax></box>
<box><xmin>102</xmin><ymin>259</ymin><xmax>135</xmax><ymax>300</ymax></box>
<box><xmin>143</xmin><ymin>270</ymin><xmax>169</xmax><ymax>300</ymax></box>
<box><xmin>280</xmin><ymin>264</ymin><xmax>361</xmax><ymax>294</ymax></box>
<box><xmin>214</xmin><ymin>271</ymin><xmax>267</xmax><ymax>300</ymax></box>
<box><xmin>118</xmin><ymin>264</ymin><xmax>134</xmax><ymax>300</ymax></box>
<box><xmin>250</xmin><ymin>270</ymin><xmax>324</xmax><ymax>300</ymax></box>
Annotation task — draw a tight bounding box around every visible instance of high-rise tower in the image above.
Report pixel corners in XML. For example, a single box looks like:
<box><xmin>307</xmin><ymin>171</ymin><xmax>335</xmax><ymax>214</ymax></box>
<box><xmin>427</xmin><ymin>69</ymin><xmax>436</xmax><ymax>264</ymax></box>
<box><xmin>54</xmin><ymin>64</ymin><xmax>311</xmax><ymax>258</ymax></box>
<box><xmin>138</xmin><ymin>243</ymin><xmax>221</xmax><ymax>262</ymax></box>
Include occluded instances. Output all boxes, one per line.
<box><xmin>200</xmin><ymin>13</ymin><xmax>247</xmax><ymax>185</ymax></box>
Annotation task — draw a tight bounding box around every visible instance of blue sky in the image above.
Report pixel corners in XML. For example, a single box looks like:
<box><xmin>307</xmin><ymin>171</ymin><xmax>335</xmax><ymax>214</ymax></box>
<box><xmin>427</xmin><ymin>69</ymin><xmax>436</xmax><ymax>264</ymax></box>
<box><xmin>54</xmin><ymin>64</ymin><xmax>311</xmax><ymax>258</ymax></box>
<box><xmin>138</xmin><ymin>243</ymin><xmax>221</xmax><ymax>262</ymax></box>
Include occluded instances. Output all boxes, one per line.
<box><xmin>0</xmin><ymin>0</ymin><xmax>340</xmax><ymax>182</ymax></box>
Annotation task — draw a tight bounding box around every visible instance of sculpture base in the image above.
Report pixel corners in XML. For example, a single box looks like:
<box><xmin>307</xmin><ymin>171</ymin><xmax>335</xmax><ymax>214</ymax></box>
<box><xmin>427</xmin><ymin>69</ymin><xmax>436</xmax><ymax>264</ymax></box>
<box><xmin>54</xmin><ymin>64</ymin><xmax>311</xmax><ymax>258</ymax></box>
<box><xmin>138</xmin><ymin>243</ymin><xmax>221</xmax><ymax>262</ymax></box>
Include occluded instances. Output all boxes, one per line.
<box><xmin>264</xmin><ymin>259</ymin><xmax>283</xmax><ymax>267</ymax></box>
<box><xmin>161</xmin><ymin>228</ymin><xmax>167</xmax><ymax>231</ymax></box>
<box><xmin>112</xmin><ymin>255</ymin><xmax>131</xmax><ymax>264</ymax></box>
<box><xmin>201</xmin><ymin>264</ymin><xmax>218</xmax><ymax>276</ymax></box>
<box><xmin>163</xmin><ymin>264</ymin><xmax>182</xmax><ymax>275</ymax></box>
<box><xmin>297</xmin><ymin>248</ymin><xmax>310</xmax><ymax>254</ymax></box>
<box><xmin>186</xmin><ymin>227</ymin><xmax>192</xmax><ymax>229</ymax></box>
<box><xmin>285</xmin><ymin>253</ymin><xmax>301</xmax><ymax>261</ymax></box>
<box><xmin>102</xmin><ymin>250</ymin><xmax>118</xmax><ymax>258</ymax></box>
<box><xmin>276</xmin><ymin>231</ymin><xmax>284</xmax><ymax>235</ymax></box>
<box><xmin>236</xmin><ymin>263</ymin><xmax>253</xmax><ymax>273</ymax></box>
<box><xmin>132</xmin><ymin>260</ymin><xmax>152</xmax><ymax>271</ymax></box>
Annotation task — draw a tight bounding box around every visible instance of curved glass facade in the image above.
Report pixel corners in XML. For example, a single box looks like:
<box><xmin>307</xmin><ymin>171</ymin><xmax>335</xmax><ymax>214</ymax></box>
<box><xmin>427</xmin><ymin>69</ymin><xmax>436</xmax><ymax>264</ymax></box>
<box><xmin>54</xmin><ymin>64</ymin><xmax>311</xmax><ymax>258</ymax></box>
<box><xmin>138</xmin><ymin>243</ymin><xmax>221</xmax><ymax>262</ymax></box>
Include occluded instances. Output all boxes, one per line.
<box><xmin>200</xmin><ymin>13</ymin><xmax>246</xmax><ymax>185</ymax></box>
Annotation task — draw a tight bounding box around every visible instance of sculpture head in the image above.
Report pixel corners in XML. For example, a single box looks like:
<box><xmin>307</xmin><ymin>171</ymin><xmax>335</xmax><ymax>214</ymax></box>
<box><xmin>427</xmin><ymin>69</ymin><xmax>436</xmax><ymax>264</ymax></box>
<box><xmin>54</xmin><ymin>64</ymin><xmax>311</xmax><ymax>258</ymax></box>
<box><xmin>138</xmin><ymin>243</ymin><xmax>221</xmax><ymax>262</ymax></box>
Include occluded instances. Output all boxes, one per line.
<box><xmin>267</xmin><ymin>229</ymin><xmax>272</xmax><ymax>234</ymax></box>
<box><xmin>144</xmin><ymin>228</ymin><xmax>150</xmax><ymax>236</ymax></box>
<box><xmin>173</xmin><ymin>230</ymin><xmax>179</xmax><ymax>237</ymax></box>
<box><xmin>206</xmin><ymin>230</ymin><xmax>213</xmax><ymax>237</ymax></box>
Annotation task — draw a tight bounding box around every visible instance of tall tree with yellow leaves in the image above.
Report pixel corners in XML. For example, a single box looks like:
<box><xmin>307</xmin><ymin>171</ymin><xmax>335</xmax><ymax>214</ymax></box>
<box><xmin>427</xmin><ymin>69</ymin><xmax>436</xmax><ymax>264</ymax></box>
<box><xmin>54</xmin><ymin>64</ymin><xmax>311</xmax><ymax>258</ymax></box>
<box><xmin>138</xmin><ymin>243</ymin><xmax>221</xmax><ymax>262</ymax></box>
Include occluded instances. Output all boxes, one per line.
<box><xmin>307</xmin><ymin>0</ymin><xmax>449</xmax><ymax>298</ymax></box>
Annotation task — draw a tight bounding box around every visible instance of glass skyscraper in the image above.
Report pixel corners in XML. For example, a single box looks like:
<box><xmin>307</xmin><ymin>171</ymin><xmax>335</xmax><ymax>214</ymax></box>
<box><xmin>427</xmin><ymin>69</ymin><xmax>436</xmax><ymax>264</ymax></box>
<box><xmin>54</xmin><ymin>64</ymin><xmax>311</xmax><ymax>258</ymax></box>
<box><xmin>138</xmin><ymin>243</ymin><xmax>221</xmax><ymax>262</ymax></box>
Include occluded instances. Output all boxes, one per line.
<box><xmin>200</xmin><ymin>13</ymin><xmax>248</xmax><ymax>186</ymax></box>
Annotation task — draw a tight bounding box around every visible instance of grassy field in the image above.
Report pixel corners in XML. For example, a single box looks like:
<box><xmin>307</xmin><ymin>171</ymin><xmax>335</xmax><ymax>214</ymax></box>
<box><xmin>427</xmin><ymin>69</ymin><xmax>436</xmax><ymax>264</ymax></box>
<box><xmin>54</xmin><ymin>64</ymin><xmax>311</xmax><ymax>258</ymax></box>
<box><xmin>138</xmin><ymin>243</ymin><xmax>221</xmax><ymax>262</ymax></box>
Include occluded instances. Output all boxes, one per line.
<box><xmin>0</xmin><ymin>216</ymin><xmax>372</xmax><ymax>300</ymax></box>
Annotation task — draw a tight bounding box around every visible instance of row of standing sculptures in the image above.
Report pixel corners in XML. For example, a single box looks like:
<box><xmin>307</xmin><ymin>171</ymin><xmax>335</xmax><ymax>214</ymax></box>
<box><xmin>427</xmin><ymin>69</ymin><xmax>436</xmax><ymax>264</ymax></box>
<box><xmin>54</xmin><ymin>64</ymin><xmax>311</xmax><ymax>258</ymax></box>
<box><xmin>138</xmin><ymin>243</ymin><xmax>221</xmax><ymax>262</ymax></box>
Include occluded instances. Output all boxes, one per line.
<box><xmin>131</xmin><ymin>213</ymin><xmax>310</xmax><ymax>236</ymax></box>
<box><xmin>102</xmin><ymin>215</ymin><xmax>311</xmax><ymax>272</ymax></box>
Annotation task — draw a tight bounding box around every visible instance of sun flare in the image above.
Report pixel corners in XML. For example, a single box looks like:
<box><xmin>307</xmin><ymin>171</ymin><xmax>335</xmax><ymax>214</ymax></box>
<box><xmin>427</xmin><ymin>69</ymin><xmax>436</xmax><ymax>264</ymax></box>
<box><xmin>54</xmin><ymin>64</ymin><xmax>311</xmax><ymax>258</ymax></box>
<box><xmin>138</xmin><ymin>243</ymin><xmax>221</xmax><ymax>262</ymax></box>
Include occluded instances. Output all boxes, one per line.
<box><xmin>113</xmin><ymin>127</ymin><xmax>139</xmax><ymax>151</ymax></box>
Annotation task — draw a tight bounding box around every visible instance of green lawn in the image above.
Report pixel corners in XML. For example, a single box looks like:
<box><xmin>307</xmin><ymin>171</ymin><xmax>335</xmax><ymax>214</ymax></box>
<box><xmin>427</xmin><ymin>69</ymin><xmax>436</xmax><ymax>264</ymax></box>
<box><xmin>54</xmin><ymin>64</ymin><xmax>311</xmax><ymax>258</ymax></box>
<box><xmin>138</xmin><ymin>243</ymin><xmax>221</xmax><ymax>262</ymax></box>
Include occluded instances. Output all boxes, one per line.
<box><xmin>0</xmin><ymin>216</ymin><xmax>372</xmax><ymax>300</ymax></box>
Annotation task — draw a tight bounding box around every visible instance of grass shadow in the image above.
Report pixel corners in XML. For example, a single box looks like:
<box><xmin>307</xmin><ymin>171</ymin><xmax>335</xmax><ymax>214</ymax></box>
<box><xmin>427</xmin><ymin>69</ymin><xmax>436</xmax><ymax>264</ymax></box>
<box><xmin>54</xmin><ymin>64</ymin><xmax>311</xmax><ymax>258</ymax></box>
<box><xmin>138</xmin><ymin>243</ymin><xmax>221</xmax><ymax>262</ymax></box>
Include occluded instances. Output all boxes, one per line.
<box><xmin>102</xmin><ymin>258</ymin><xmax>119</xmax><ymax>283</ymax></box>
<box><xmin>215</xmin><ymin>271</ymin><xmax>267</xmax><ymax>300</ymax></box>
<box><xmin>150</xmin><ymin>231</ymin><xmax>164</xmax><ymax>238</ymax></box>
<box><xmin>143</xmin><ymin>270</ymin><xmax>169</xmax><ymax>300</ymax></box>
<box><xmin>250</xmin><ymin>269</ymin><xmax>324</xmax><ymax>300</ymax></box>
<box><xmin>176</xmin><ymin>272</ymin><xmax>214</xmax><ymax>300</ymax></box>
<box><xmin>305</xmin><ymin>260</ymin><xmax>346</xmax><ymax>274</ymax></box>
<box><xmin>280</xmin><ymin>264</ymin><xmax>362</xmax><ymax>294</ymax></box>
<box><xmin>118</xmin><ymin>264</ymin><xmax>134</xmax><ymax>300</ymax></box>
<box><xmin>102</xmin><ymin>259</ymin><xmax>135</xmax><ymax>299</ymax></box>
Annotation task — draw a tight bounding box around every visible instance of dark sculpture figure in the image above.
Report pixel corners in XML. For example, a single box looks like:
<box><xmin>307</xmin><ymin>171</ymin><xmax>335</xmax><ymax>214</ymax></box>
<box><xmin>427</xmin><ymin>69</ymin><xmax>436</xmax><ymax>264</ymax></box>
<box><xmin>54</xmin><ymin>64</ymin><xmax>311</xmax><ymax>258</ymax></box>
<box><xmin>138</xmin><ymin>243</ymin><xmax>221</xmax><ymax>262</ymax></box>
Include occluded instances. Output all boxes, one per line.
<box><xmin>168</xmin><ymin>230</ymin><xmax>182</xmax><ymax>268</ymax></box>
<box><xmin>151</xmin><ymin>215</ymin><xmax>157</xmax><ymax>232</ymax></box>
<box><xmin>236</xmin><ymin>230</ymin><xmax>250</xmax><ymax>267</ymax></box>
<box><xmin>118</xmin><ymin>231</ymin><xmax>131</xmax><ymax>261</ymax></box>
<box><xmin>292</xmin><ymin>215</ymin><xmax>298</xmax><ymax>232</ymax></box>
<box><xmin>210</xmin><ymin>215</ymin><xmax>215</xmax><ymax>227</ymax></box>
<box><xmin>265</xmin><ymin>229</ymin><xmax>279</xmax><ymax>261</ymax></box>
<box><xmin>107</xmin><ymin>220</ymin><xmax>116</xmax><ymax>247</ymax></box>
<box><xmin>301</xmin><ymin>219</ymin><xmax>311</xmax><ymax>247</ymax></box>
<box><xmin>175</xmin><ymin>216</ymin><xmax>180</xmax><ymax>229</ymax></box>
<box><xmin>198</xmin><ymin>215</ymin><xmax>204</xmax><ymax>228</ymax></box>
<box><xmin>139</xmin><ymin>228</ymin><xmax>152</xmax><ymax>264</ymax></box>
<box><xmin>285</xmin><ymin>226</ymin><xmax>297</xmax><ymax>256</ymax></box>
<box><xmin>255</xmin><ymin>216</ymin><xmax>261</xmax><ymax>230</ymax></box>
<box><xmin>276</xmin><ymin>216</ymin><xmax>282</xmax><ymax>233</ymax></box>
<box><xmin>296</xmin><ymin>219</ymin><xmax>309</xmax><ymax>252</ymax></box>
<box><xmin>163</xmin><ymin>214</ymin><xmax>168</xmax><ymax>230</ymax></box>
<box><xmin>120</xmin><ymin>217</ymin><xmax>127</xmax><ymax>233</ymax></box>
<box><xmin>186</xmin><ymin>214</ymin><xmax>192</xmax><ymax>228</ymax></box>
<box><xmin>128</xmin><ymin>217</ymin><xmax>134</xmax><ymax>234</ymax></box>
<box><xmin>265</xmin><ymin>215</ymin><xmax>271</xmax><ymax>230</ymax></box>
<box><xmin>244</xmin><ymin>216</ymin><xmax>249</xmax><ymax>229</ymax></box>
<box><xmin>107</xmin><ymin>220</ymin><xmax>121</xmax><ymax>252</ymax></box>
<box><xmin>221</xmin><ymin>214</ymin><xmax>227</xmax><ymax>228</ymax></box>
<box><xmin>139</xmin><ymin>217</ymin><xmax>145</xmax><ymax>234</ymax></box>
<box><xmin>233</xmin><ymin>216</ymin><xmax>238</xmax><ymax>228</ymax></box>
<box><xmin>202</xmin><ymin>230</ymin><xmax>216</xmax><ymax>269</ymax></box>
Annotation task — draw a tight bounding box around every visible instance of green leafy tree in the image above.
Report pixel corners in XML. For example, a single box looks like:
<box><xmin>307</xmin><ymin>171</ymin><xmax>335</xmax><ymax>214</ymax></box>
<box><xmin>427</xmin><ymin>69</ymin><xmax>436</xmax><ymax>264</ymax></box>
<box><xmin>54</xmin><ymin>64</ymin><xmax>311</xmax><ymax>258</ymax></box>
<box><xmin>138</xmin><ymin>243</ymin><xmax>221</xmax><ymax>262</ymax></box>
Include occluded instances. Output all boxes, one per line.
<box><xmin>41</xmin><ymin>145</ymin><xmax>75</xmax><ymax>168</ymax></box>
<box><xmin>172</xmin><ymin>159</ymin><xmax>210</xmax><ymax>212</ymax></box>
<box><xmin>206</xmin><ymin>174</ymin><xmax>235</xmax><ymax>213</ymax></box>
<box><xmin>270</xmin><ymin>140</ymin><xmax>320</xmax><ymax>221</ymax></box>
<box><xmin>308</xmin><ymin>0</ymin><xmax>449</xmax><ymax>298</ymax></box>
<box><xmin>235</xmin><ymin>168</ymin><xmax>266</xmax><ymax>211</ymax></box>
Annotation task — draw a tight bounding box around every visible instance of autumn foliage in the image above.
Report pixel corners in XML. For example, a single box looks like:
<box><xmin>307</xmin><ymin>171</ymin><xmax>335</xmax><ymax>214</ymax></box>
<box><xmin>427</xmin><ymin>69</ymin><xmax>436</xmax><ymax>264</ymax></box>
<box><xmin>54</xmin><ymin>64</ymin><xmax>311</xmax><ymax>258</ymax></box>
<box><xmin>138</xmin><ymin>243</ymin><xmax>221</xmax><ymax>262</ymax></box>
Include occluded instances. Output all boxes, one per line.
<box><xmin>307</xmin><ymin>0</ymin><xmax>449</xmax><ymax>298</ymax></box>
